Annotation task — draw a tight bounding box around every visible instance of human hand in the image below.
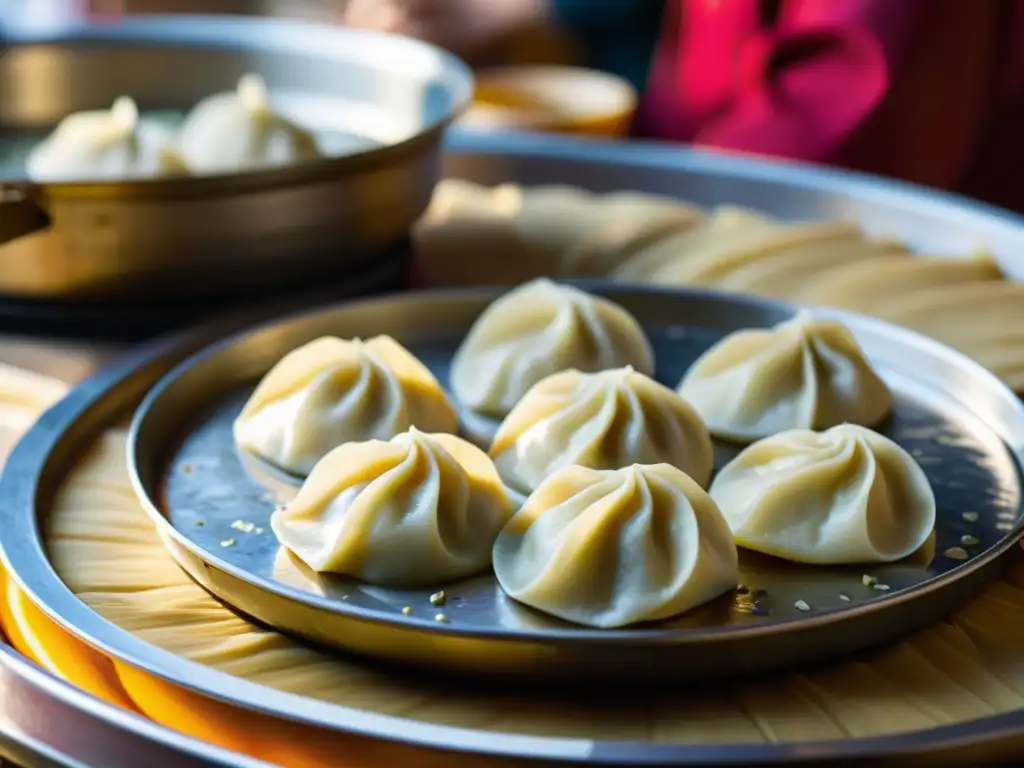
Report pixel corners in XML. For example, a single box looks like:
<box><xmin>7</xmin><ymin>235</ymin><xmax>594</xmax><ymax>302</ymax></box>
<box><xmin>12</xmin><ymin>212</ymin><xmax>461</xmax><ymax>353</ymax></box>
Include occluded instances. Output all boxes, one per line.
<box><xmin>343</xmin><ymin>0</ymin><xmax>547</xmax><ymax>57</ymax></box>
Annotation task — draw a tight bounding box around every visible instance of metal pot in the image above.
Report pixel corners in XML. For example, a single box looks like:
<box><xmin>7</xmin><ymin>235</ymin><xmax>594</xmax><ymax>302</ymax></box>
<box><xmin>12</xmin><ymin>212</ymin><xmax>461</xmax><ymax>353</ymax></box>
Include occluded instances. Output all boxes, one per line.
<box><xmin>0</xmin><ymin>15</ymin><xmax>473</xmax><ymax>301</ymax></box>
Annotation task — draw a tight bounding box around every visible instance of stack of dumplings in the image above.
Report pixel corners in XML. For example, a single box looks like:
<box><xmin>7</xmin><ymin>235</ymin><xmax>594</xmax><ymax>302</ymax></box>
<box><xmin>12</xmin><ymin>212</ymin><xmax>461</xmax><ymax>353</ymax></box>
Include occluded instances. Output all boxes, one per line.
<box><xmin>235</xmin><ymin>280</ymin><xmax>937</xmax><ymax>632</ymax></box>
<box><xmin>26</xmin><ymin>74</ymin><xmax>324</xmax><ymax>183</ymax></box>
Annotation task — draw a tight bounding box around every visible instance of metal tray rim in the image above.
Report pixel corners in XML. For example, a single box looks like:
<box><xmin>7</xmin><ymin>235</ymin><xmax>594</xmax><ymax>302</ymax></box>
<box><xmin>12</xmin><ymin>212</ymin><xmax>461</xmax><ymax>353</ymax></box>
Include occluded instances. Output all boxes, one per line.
<box><xmin>0</xmin><ymin>592</ymin><xmax>271</xmax><ymax>767</ymax></box>
<box><xmin>444</xmin><ymin>130</ymin><xmax>1024</xmax><ymax>260</ymax></box>
<box><xmin>0</xmin><ymin>284</ymin><xmax>1022</xmax><ymax>764</ymax></box>
<box><xmin>128</xmin><ymin>282</ymin><xmax>1024</xmax><ymax>647</ymax></box>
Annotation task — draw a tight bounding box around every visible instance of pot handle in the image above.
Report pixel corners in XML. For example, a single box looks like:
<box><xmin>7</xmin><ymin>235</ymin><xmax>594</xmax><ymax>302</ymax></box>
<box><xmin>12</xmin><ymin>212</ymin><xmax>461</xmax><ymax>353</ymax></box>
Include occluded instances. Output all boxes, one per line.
<box><xmin>0</xmin><ymin>183</ymin><xmax>51</xmax><ymax>245</ymax></box>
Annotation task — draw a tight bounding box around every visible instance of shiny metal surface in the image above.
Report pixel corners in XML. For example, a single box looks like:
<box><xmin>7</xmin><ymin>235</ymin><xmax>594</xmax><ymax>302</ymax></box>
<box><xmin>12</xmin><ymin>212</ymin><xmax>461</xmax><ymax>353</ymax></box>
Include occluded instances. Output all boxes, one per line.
<box><xmin>0</xmin><ymin>636</ymin><xmax>269</xmax><ymax>768</ymax></box>
<box><xmin>0</xmin><ymin>15</ymin><xmax>472</xmax><ymax>299</ymax></box>
<box><xmin>1</xmin><ymin>132</ymin><xmax>1024</xmax><ymax>765</ymax></box>
<box><xmin>128</xmin><ymin>285</ymin><xmax>1024</xmax><ymax>683</ymax></box>
<box><xmin>4</xmin><ymin>285</ymin><xmax>1024</xmax><ymax>764</ymax></box>
<box><xmin>0</xmin><ymin>340</ymin><xmax>263</xmax><ymax>768</ymax></box>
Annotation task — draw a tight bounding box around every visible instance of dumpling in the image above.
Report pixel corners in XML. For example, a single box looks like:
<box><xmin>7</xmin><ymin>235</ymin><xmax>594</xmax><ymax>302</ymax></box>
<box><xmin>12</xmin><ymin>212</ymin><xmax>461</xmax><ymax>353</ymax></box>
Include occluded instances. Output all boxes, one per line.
<box><xmin>709</xmin><ymin>424</ymin><xmax>936</xmax><ymax>565</ymax></box>
<box><xmin>272</xmin><ymin>429</ymin><xmax>515</xmax><ymax>586</ymax></box>
<box><xmin>234</xmin><ymin>336</ymin><xmax>458</xmax><ymax>476</ymax></box>
<box><xmin>26</xmin><ymin>96</ymin><xmax>187</xmax><ymax>181</ymax></box>
<box><xmin>450</xmin><ymin>279</ymin><xmax>655</xmax><ymax>417</ymax></box>
<box><xmin>490</xmin><ymin>367</ymin><xmax>713</xmax><ymax>494</ymax></box>
<box><xmin>179</xmin><ymin>74</ymin><xmax>321</xmax><ymax>174</ymax></box>
<box><xmin>493</xmin><ymin>464</ymin><xmax>738</xmax><ymax>628</ymax></box>
<box><xmin>677</xmin><ymin>312</ymin><xmax>892</xmax><ymax>442</ymax></box>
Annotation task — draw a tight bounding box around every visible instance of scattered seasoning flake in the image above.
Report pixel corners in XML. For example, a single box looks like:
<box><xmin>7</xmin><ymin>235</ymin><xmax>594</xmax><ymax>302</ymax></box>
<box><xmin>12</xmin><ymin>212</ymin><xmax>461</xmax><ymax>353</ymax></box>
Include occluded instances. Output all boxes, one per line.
<box><xmin>873</xmin><ymin>583</ymin><xmax>891</xmax><ymax>592</ymax></box>
<box><xmin>429</xmin><ymin>591</ymin><xmax>446</xmax><ymax>607</ymax></box>
<box><xmin>944</xmin><ymin>546</ymin><xmax>969</xmax><ymax>560</ymax></box>
<box><xmin>220</xmin><ymin>538</ymin><xmax>236</xmax><ymax>548</ymax></box>
<box><xmin>230</xmin><ymin>520</ymin><xmax>256</xmax><ymax>534</ymax></box>
<box><xmin>961</xmin><ymin>534</ymin><xmax>980</xmax><ymax>547</ymax></box>
<box><xmin>401</xmin><ymin>606</ymin><xmax>412</xmax><ymax>616</ymax></box>
<box><xmin>962</xmin><ymin>511</ymin><xmax>979</xmax><ymax>523</ymax></box>
<box><xmin>861</xmin><ymin>574</ymin><xmax>877</xmax><ymax>588</ymax></box>
<box><xmin>182</xmin><ymin>464</ymin><xmax>193</xmax><ymax>473</ymax></box>
<box><xmin>794</xmin><ymin>600</ymin><xmax>811</xmax><ymax>612</ymax></box>
<box><xmin>194</xmin><ymin>519</ymin><xmax>205</xmax><ymax>527</ymax></box>
<box><xmin>838</xmin><ymin>593</ymin><xmax>851</xmax><ymax>602</ymax></box>
<box><xmin>998</xmin><ymin>511</ymin><xmax>1016</xmax><ymax>521</ymax></box>
<box><xmin>434</xmin><ymin>613</ymin><xmax>448</xmax><ymax>623</ymax></box>
<box><xmin>997</xmin><ymin>522</ymin><xmax>1014</xmax><ymax>532</ymax></box>
<box><xmin>255</xmin><ymin>527</ymin><xmax>265</xmax><ymax>535</ymax></box>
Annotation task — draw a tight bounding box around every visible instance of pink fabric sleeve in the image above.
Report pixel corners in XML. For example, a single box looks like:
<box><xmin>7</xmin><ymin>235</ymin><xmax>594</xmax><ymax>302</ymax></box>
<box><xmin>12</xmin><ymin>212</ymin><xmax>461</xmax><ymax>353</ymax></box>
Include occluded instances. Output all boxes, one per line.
<box><xmin>693</xmin><ymin>0</ymin><xmax>925</xmax><ymax>164</ymax></box>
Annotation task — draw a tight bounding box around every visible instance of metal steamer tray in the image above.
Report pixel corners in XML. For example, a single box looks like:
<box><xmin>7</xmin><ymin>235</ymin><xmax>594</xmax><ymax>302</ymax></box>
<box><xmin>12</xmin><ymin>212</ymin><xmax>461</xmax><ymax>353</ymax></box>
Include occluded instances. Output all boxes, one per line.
<box><xmin>120</xmin><ymin>284</ymin><xmax>1024</xmax><ymax>685</ymax></box>
<box><xmin>4</xmin><ymin>133</ymin><xmax>1024</xmax><ymax>765</ymax></box>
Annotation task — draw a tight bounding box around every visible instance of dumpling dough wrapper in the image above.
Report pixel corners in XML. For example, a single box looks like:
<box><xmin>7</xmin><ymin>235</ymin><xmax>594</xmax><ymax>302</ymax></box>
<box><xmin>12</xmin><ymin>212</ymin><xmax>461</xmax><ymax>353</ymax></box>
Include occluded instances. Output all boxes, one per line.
<box><xmin>710</xmin><ymin>424</ymin><xmax>936</xmax><ymax>565</ymax></box>
<box><xmin>491</xmin><ymin>367</ymin><xmax>713</xmax><ymax>494</ymax></box>
<box><xmin>234</xmin><ymin>335</ymin><xmax>458</xmax><ymax>476</ymax></box>
<box><xmin>678</xmin><ymin>313</ymin><xmax>892</xmax><ymax>442</ymax></box>
<box><xmin>179</xmin><ymin>74</ymin><xmax>322</xmax><ymax>174</ymax></box>
<box><xmin>272</xmin><ymin>429</ymin><xmax>515</xmax><ymax>587</ymax></box>
<box><xmin>494</xmin><ymin>463</ymin><xmax>738</xmax><ymax>628</ymax></box>
<box><xmin>450</xmin><ymin>278</ymin><xmax>655</xmax><ymax>417</ymax></box>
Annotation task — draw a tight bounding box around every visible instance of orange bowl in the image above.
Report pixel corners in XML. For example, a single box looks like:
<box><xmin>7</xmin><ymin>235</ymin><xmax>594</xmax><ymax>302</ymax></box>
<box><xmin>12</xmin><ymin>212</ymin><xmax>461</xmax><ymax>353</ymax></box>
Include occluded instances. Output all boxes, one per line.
<box><xmin>460</xmin><ymin>66</ymin><xmax>637</xmax><ymax>137</ymax></box>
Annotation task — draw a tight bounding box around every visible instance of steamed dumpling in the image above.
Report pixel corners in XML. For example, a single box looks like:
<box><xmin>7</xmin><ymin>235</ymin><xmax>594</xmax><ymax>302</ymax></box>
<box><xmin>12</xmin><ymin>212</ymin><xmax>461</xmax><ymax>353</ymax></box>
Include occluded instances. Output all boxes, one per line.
<box><xmin>26</xmin><ymin>97</ymin><xmax>187</xmax><ymax>181</ymax></box>
<box><xmin>490</xmin><ymin>367</ymin><xmax>713</xmax><ymax>494</ymax></box>
<box><xmin>272</xmin><ymin>429</ymin><xmax>515</xmax><ymax>586</ymax></box>
<box><xmin>493</xmin><ymin>464</ymin><xmax>738</xmax><ymax>628</ymax></box>
<box><xmin>677</xmin><ymin>312</ymin><xmax>892</xmax><ymax>442</ymax></box>
<box><xmin>234</xmin><ymin>336</ymin><xmax>458</xmax><ymax>476</ymax></box>
<box><xmin>179</xmin><ymin>74</ymin><xmax>321</xmax><ymax>173</ymax></box>
<box><xmin>709</xmin><ymin>424</ymin><xmax>936</xmax><ymax>565</ymax></box>
<box><xmin>451</xmin><ymin>279</ymin><xmax>655</xmax><ymax>417</ymax></box>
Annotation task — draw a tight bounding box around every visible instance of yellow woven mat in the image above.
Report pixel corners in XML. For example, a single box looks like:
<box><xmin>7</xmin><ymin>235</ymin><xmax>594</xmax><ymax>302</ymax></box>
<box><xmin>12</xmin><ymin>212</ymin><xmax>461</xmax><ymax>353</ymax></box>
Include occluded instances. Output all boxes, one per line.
<box><xmin>46</xmin><ymin>427</ymin><xmax>1024</xmax><ymax>744</ymax></box>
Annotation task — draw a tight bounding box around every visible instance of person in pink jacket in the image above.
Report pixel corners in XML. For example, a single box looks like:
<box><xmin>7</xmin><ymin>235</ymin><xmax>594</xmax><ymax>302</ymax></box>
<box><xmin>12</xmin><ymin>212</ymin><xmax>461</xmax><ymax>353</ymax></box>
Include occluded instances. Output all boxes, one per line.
<box><xmin>346</xmin><ymin>0</ymin><xmax>1024</xmax><ymax>211</ymax></box>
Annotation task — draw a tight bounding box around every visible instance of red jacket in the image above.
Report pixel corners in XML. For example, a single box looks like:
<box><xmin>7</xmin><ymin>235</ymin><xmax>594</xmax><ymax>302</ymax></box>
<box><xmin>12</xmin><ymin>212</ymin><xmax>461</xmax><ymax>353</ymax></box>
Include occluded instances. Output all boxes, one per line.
<box><xmin>637</xmin><ymin>0</ymin><xmax>1024</xmax><ymax>210</ymax></box>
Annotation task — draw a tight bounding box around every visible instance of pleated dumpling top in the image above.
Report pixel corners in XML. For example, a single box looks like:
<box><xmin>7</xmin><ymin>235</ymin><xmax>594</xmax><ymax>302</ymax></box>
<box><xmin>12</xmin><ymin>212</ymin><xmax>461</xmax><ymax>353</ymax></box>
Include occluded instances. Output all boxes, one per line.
<box><xmin>273</xmin><ymin>429</ymin><xmax>515</xmax><ymax>586</ymax></box>
<box><xmin>490</xmin><ymin>367</ymin><xmax>713</xmax><ymax>494</ymax></box>
<box><xmin>234</xmin><ymin>336</ymin><xmax>458</xmax><ymax>476</ymax></box>
<box><xmin>677</xmin><ymin>312</ymin><xmax>892</xmax><ymax>442</ymax></box>
<box><xmin>710</xmin><ymin>424</ymin><xmax>936</xmax><ymax>565</ymax></box>
<box><xmin>450</xmin><ymin>279</ymin><xmax>655</xmax><ymax>417</ymax></box>
<box><xmin>494</xmin><ymin>464</ymin><xmax>739</xmax><ymax>628</ymax></box>
<box><xmin>26</xmin><ymin>96</ymin><xmax>187</xmax><ymax>181</ymax></box>
<box><xmin>179</xmin><ymin>74</ymin><xmax>322</xmax><ymax>173</ymax></box>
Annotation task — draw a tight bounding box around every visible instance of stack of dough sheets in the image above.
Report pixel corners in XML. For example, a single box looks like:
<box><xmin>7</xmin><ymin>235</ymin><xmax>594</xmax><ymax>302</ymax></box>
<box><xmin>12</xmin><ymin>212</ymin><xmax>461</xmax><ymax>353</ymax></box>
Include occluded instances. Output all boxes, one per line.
<box><xmin>415</xmin><ymin>181</ymin><xmax>1023</xmax><ymax>392</ymax></box>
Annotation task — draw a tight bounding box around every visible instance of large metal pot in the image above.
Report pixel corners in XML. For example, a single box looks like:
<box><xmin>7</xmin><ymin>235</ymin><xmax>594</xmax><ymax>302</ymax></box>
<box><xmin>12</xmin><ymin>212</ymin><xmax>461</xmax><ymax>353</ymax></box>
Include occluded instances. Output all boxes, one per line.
<box><xmin>0</xmin><ymin>15</ymin><xmax>473</xmax><ymax>301</ymax></box>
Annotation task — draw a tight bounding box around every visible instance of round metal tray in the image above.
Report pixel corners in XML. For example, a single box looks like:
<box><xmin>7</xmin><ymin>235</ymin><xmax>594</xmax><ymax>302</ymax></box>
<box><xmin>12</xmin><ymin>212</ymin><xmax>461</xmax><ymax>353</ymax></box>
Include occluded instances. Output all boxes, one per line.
<box><xmin>5</xmin><ymin>129</ymin><xmax>1024</xmax><ymax>765</ymax></box>
<box><xmin>120</xmin><ymin>284</ymin><xmax>1024</xmax><ymax>684</ymax></box>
